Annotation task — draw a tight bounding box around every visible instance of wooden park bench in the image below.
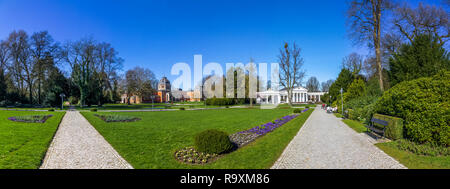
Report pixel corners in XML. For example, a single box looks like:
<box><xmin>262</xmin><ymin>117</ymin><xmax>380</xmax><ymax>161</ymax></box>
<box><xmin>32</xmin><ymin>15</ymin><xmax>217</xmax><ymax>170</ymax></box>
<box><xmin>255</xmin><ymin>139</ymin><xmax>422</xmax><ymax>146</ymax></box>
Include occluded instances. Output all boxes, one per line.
<box><xmin>365</xmin><ymin>117</ymin><xmax>389</xmax><ymax>139</ymax></box>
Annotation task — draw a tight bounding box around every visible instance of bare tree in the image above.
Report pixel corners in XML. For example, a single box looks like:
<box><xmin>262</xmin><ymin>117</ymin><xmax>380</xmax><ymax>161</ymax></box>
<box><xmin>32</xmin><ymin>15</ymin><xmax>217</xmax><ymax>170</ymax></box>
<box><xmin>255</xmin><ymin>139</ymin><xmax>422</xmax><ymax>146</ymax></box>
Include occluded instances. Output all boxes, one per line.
<box><xmin>278</xmin><ymin>42</ymin><xmax>306</xmax><ymax>105</ymax></box>
<box><xmin>347</xmin><ymin>0</ymin><xmax>392</xmax><ymax>91</ymax></box>
<box><xmin>393</xmin><ymin>2</ymin><xmax>450</xmax><ymax>46</ymax></box>
<box><xmin>321</xmin><ymin>79</ymin><xmax>334</xmax><ymax>92</ymax></box>
<box><xmin>342</xmin><ymin>52</ymin><xmax>363</xmax><ymax>77</ymax></box>
<box><xmin>0</xmin><ymin>41</ymin><xmax>9</xmax><ymax>72</ymax></box>
<box><xmin>7</xmin><ymin>30</ymin><xmax>34</xmax><ymax>103</ymax></box>
<box><xmin>96</xmin><ymin>42</ymin><xmax>123</xmax><ymax>103</ymax></box>
<box><xmin>124</xmin><ymin>67</ymin><xmax>157</xmax><ymax>104</ymax></box>
<box><xmin>306</xmin><ymin>77</ymin><xmax>320</xmax><ymax>92</ymax></box>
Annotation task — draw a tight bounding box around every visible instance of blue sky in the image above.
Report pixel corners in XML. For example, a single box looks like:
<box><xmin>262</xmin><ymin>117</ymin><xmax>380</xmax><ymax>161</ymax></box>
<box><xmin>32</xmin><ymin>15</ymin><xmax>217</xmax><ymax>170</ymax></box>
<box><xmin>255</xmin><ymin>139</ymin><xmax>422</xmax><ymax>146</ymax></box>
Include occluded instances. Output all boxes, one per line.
<box><xmin>0</xmin><ymin>0</ymin><xmax>443</xmax><ymax>89</ymax></box>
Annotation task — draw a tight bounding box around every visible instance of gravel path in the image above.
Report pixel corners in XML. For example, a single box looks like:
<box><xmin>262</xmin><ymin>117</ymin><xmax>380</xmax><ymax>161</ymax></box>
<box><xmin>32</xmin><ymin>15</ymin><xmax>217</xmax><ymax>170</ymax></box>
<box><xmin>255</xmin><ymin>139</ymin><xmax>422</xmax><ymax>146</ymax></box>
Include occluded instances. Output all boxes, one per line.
<box><xmin>41</xmin><ymin>111</ymin><xmax>133</xmax><ymax>169</ymax></box>
<box><xmin>272</xmin><ymin>107</ymin><xmax>406</xmax><ymax>169</ymax></box>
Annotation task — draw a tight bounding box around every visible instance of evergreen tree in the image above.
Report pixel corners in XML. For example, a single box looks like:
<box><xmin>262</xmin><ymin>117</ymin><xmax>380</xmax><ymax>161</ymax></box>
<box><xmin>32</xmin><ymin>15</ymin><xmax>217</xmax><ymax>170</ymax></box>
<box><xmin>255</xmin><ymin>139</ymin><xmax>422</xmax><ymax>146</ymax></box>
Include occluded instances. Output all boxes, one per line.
<box><xmin>328</xmin><ymin>68</ymin><xmax>353</xmax><ymax>103</ymax></box>
<box><xmin>389</xmin><ymin>34</ymin><xmax>450</xmax><ymax>86</ymax></box>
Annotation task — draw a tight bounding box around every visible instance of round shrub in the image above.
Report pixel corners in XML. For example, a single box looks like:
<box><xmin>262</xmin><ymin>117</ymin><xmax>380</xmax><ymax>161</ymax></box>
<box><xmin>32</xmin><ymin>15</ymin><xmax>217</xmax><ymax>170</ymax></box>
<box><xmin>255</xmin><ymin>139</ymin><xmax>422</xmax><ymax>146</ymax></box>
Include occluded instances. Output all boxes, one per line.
<box><xmin>293</xmin><ymin>109</ymin><xmax>302</xmax><ymax>113</ymax></box>
<box><xmin>90</xmin><ymin>108</ymin><xmax>98</xmax><ymax>112</ymax></box>
<box><xmin>48</xmin><ymin>108</ymin><xmax>55</xmax><ymax>112</ymax></box>
<box><xmin>179</xmin><ymin>107</ymin><xmax>185</xmax><ymax>111</ymax></box>
<box><xmin>194</xmin><ymin>129</ymin><xmax>233</xmax><ymax>154</ymax></box>
<box><xmin>375</xmin><ymin>71</ymin><xmax>449</xmax><ymax>146</ymax></box>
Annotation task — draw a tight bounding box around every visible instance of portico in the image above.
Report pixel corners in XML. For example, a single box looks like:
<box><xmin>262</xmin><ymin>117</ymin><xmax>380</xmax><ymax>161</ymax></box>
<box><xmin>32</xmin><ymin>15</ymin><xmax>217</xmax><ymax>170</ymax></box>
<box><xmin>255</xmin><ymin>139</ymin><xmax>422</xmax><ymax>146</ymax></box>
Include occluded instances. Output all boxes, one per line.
<box><xmin>257</xmin><ymin>87</ymin><xmax>325</xmax><ymax>104</ymax></box>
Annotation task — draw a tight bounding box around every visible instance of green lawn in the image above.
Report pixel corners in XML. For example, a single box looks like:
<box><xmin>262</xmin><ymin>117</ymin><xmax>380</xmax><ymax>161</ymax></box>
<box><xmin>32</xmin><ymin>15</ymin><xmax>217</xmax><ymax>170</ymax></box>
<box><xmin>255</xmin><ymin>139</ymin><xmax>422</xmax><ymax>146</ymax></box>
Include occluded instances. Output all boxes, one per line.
<box><xmin>342</xmin><ymin>119</ymin><xmax>366</xmax><ymax>133</ymax></box>
<box><xmin>81</xmin><ymin>108</ymin><xmax>313</xmax><ymax>169</ymax></box>
<box><xmin>376</xmin><ymin>142</ymin><xmax>450</xmax><ymax>169</ymax></box>
<box><xmin>0</xmin><ymin>111</ymin><xmax>65</xmax><ymax>169</ymax></box>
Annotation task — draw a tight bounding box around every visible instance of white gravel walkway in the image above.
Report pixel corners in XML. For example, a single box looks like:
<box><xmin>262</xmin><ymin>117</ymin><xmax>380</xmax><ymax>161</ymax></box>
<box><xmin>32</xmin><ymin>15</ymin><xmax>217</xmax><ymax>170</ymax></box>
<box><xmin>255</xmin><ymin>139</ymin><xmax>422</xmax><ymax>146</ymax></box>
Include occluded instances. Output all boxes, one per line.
<box><xmin>272</xmin><ymin>107</ymin><xmax>406</xmax><ymax>169</ymax></box>
<box><xmin>41</xmin><ymin>111</ymin><xmax>133</xmax><ymax>169</ymax></box>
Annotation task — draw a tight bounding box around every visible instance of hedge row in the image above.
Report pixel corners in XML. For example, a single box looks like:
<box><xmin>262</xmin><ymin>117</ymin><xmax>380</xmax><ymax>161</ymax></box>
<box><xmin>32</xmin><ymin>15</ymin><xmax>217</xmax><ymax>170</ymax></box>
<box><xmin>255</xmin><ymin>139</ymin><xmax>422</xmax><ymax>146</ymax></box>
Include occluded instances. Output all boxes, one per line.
<box><xmin>372</xmin><ymin>114</ymin><xmax>404</xmax><ymax>140</ymax></box>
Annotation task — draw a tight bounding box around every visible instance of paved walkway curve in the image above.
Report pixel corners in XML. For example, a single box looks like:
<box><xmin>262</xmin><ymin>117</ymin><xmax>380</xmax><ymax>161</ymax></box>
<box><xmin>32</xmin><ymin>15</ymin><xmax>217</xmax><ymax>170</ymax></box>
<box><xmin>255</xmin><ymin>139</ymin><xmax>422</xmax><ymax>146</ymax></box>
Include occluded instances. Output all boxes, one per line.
<box><xmin>41</xmin><ymin>111</ymin><xmax>133</xmax><ymax>169</ymax></box>
<box><xmin>272</xmin><ymin>107</ymin><xmax>406</xmax><ymax>169</ymax></box>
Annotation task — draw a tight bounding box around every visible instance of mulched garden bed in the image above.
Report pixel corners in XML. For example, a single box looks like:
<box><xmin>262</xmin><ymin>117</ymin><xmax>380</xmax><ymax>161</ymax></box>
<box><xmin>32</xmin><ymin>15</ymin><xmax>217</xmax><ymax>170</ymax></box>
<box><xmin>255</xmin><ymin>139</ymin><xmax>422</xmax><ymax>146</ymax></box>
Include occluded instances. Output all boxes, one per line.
<box><xmin>94</xmin><ymin>114</ymin><xmax>141</xmax><ymax>122</ymax></box>
<box><xmin>8</xmin><ymin>115</ymin><xmax>53</xmax><ymax>123</ymax></box>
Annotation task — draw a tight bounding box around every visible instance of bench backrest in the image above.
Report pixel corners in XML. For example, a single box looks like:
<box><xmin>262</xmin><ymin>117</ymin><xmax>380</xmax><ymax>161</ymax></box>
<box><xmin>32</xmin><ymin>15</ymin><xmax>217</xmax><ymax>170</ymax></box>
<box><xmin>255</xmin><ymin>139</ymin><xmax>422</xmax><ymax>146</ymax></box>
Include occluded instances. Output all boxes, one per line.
<box><xmin>371</xmin><ymin>118</ymin><xmax>388</xmax><ymax>126</ymax></box>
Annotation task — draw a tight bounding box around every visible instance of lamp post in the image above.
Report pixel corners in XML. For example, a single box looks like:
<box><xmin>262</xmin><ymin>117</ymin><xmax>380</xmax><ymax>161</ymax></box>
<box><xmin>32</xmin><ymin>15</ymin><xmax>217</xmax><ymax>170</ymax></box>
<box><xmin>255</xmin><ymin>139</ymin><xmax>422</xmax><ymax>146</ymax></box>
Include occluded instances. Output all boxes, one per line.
<box><xmin>59</xmin><ymin>93</ymin><xmax>66</xmax><ymax>110</ymax></box>
<box><xmin>329</xmin><ymin>95</ymin><xmax>331</xmax><ymax>107</ymax></box>
<box><xmin>340</xmin><ymin>88</ymin><xmax>343</xmax><ymax>115</ymax></box>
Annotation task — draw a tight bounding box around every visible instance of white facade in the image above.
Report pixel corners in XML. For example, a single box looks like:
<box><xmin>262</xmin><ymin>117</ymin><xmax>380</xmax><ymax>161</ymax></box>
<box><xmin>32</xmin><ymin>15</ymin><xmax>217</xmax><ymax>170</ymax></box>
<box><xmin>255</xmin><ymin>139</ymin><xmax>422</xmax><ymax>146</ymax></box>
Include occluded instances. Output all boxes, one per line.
<box><xmin>256</xmin><ymin>87</ymin><xmax>325</xmax><ymax>104</ymax></box>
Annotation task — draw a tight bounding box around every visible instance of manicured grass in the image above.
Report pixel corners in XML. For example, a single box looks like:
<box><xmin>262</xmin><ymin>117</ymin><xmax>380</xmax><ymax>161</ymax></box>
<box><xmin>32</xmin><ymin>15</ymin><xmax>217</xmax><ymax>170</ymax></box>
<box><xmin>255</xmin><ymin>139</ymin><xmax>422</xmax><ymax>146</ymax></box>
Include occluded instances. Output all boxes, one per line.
<box><xmin>376</xmin><ymin>142</ymin><xmax>450</xmax><ymax>169</ymax></box>
<box><xmin>0</xmin><ymin>111</ymin><xmax>65</xmax><ymax>169</ymax></box>
<box><xmin>342</xmin><ymin>119</ymin><xmax>366</xmax><ymax>133</ymax></box>
<box><xmin>81</xmin><ymin>108</ymin><xmax>313</xmax><ymax>169</ymax></box>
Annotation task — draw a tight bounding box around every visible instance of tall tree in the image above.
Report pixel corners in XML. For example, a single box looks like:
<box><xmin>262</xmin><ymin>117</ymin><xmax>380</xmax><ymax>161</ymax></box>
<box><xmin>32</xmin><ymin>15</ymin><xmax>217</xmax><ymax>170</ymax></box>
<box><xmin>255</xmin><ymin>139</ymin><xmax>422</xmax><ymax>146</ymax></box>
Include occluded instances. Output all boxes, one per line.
<box><xmin>347</xmin><ymin>0</ymin><xmax>392</xmax><ymax>91</ymax></box>
<box><xmin>63</xmin><ymin>38</ymin><xmax>97</xmax><ymax>106</ymax></box>
<box><xmin>7</xmin><ymin>30</ymin><xmax>33</xmax><ymax>103</ymax></box>
<box><xmin>328</xmin><ymin>68</ymin><xmax>354</xmax><ymax>103</ymax></box>
<box><xmin>30</xmin><ymin>31</ymin><xmax>59</xmax><ymax>104</ymax></box>
<box><xmin>306</xmin><ymin>76</ymin><xmax>320</xmax><ymax>92</ymax></box>
<box><xmin>278</xmin><ymin>42</ymin><xmax>306</xmax><ymax>105</ymax></box>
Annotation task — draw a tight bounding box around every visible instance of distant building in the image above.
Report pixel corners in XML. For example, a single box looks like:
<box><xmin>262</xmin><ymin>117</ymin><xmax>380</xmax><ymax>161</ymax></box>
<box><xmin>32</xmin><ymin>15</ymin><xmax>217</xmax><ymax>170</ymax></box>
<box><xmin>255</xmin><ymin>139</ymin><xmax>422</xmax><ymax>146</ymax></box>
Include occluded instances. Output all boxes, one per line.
<box><xmin>256</xmin><ymin>86</ymin><xmax>325</xmax><ymax>104</ymax></box>
<box><xmin>121</xmin><ymin>76</ymin><xmax>200</xmax><ymax>104</ymax></box>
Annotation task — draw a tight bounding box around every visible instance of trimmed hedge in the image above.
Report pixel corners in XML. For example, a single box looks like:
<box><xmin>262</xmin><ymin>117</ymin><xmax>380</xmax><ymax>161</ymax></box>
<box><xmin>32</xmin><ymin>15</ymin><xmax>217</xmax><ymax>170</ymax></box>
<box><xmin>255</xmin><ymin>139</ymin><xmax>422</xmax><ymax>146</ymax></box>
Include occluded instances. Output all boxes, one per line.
<box><xmin>194</xmin><ymin>129</ymin><xmax>233</xmax><ymax>154</ymax></box>
<box><xmin>205</xmin><ymin>98</ymin><xmax>234</xmax><ymax>106</ymax></box>
<box><xmin>375</xmin><ymin>71</ymin><xmax>449</xmax><ymax>146</ymax></box>
<box><xmin>372</xmin><ymin>114</ymin><xmax>404</xmax><ymax>140</ymax></box>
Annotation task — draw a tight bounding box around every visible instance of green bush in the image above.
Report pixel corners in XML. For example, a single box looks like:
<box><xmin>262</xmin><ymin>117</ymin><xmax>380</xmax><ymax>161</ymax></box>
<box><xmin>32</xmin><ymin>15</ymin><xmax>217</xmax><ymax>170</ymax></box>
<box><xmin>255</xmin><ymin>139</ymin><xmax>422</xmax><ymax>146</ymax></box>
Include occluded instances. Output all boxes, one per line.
<box><xmin>345</xmin><ymin>95</ymin><xmax>379</xmax><ymax>124</ymax></box>
<box><xmin>48</xmin><ymin>108</ymin><xmax>55</xmax><ymax>112</ymax></box>
<box><xmin>375</xmin><ymin>71</ymin><xmax>450</xmax><ymax>146</ymax></box>
<box><xmin>179</xmin><ymin>107</ymin><xmax>185</xmax><ymax>111</ymax></box>
<box><xmin>293</xmin><ymin>109</ymin><xmax>302</xmax><ymax>113</ymax></box>
<box><xmin>372</xmin><ymin>114</ymin><xmax>404</xmax><ymax>140</ymax></box>
<box><xmin>194</xmin><ymin>129</ymin><xmax>233</xmax><ymax>154</ymax></box>
<box><xmin>90</xmin><ymin>108</ymin><xmax>98</xmax><ymax>112</ymax></box>
<box><xmin>347</xmin><ymin>109</ymin><xmax>354</xmax><ymax>120</ymax></box>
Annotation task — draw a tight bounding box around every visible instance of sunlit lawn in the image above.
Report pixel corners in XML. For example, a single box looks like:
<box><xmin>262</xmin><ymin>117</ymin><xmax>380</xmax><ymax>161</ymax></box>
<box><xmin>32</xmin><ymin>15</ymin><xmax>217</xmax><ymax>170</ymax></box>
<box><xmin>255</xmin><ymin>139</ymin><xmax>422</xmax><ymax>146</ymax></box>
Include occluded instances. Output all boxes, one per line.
<box><xmin>0</xmin><ymin>111</ymin><xmax>65</xmax><ymax>169</ymax></box>
<box><xmin>342</xmin><ymin>119</ymin><xmax>366</xmax><ymax>133</ymax></box>
<box><xmin>376</xmin><ymin>142</ymin><xmax>450</xmax><ymax>169</ymax></box>
<box><xmin>81</xmin><ymin>108</ymin><xmax>313</xmax><ymax>169</ymax></box>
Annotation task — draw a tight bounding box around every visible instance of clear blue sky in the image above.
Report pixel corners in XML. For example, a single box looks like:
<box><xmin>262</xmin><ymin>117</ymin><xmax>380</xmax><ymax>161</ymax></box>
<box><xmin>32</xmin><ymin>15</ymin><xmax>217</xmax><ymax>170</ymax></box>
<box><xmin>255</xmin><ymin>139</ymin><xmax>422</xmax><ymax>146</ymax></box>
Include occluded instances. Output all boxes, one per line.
<box><xmin>0</xmin><ymin>0</ymin><xmax>441</xmax><ymax>89</ymax></box>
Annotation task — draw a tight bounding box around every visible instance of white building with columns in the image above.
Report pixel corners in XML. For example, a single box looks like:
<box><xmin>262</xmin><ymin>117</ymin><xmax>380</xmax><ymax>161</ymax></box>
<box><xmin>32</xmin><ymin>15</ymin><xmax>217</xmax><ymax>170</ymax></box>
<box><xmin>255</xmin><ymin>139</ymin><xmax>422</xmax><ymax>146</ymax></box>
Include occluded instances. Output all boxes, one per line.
<box><xmin>256</xmin><ymin>86</ymin><xmax>325</xmax><ymax>104</ymax></box>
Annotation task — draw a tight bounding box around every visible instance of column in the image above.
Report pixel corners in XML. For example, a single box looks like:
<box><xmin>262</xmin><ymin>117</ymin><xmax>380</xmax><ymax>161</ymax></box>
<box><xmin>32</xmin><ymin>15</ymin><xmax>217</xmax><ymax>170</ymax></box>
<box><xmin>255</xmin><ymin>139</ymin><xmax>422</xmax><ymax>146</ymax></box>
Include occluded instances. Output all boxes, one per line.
<box><xmin>293</xmin><ymin>93</ymin><xmax>296</xmax><ymax>102</ymax></box>
<box><xmin>272</xmin><ymin>95</ymin><xmax>275</xmax><ymax>104</ymax></box>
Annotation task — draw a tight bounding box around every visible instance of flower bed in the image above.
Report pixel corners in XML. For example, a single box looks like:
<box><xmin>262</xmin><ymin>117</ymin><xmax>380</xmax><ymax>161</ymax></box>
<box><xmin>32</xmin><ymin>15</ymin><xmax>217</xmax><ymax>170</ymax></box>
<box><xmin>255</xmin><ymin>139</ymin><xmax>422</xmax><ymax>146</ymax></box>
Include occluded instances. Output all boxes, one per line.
<box><xmin>8</xmin><ymin>115</ymin><xmax>53</xmax><ymax>123</ymax></box>
<box><xmin>94</xmin><ymin>114</ymin><xmax>141</xmax><ymax>122</ymax></box>
<box><xmin>174</xmin><ymin>147</ymin><xmax>218</xmax><ymax>165</ymax></box>
<box><xmin>230</xmin><ymin>112</ymin><xmax>305</xmax><ymax>147</ymax></box>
